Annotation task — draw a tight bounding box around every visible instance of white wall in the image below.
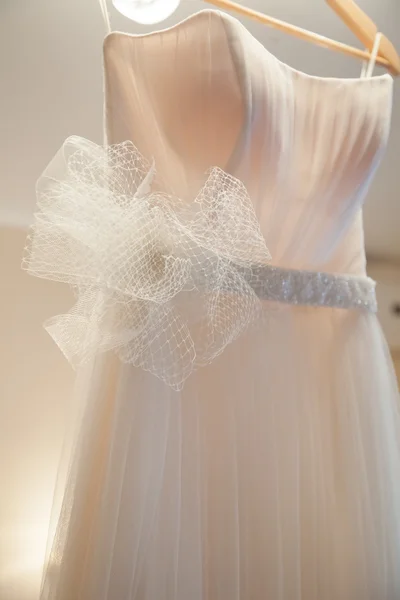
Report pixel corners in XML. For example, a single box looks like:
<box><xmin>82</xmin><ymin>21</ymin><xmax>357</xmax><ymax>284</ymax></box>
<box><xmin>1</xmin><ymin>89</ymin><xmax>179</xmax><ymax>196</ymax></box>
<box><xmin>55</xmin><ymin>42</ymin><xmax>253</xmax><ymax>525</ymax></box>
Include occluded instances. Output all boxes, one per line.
<box><xmin>0</xmin><ymin>227</ymin><xmax>74</xmax><ymax>600</ymax></box>
<box><xmin>368</xmin><ymin>259</ymin><xmax>400</xmax><ymax>351</ymax></box>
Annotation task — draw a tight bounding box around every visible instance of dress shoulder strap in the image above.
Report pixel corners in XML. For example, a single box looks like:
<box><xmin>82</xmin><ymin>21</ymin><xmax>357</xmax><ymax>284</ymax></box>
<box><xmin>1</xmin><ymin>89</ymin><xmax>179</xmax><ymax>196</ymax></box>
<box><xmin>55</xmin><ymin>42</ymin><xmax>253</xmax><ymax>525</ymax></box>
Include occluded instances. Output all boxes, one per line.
<box><xmin>360</xmin><ymin>32</ymin><xmax>382</xmax><ymax>78</ymax></box>
<box><xmin>99</xmin><ymin>0</ymin><xmax>112</xmax><ymax>34</ymax></box>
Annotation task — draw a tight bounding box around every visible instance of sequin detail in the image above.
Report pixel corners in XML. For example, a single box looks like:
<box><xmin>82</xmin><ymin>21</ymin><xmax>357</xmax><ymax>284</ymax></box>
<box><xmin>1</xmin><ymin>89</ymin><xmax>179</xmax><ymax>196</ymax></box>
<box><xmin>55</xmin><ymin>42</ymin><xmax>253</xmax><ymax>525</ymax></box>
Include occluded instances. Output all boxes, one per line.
<box><xmin>247</xmin><ymin>265</ymin><xmax>377</xmax><ymax>312</ymax></box>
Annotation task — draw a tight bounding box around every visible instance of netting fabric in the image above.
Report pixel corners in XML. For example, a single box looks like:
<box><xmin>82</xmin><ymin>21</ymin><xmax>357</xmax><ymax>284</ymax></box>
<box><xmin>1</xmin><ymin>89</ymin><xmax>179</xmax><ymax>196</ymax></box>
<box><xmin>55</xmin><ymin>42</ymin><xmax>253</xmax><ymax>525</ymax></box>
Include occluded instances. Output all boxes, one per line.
<box><xmin>23</xmin><ymin>136</ymin><xmax>271</xmax><ymax>390</ymax></box>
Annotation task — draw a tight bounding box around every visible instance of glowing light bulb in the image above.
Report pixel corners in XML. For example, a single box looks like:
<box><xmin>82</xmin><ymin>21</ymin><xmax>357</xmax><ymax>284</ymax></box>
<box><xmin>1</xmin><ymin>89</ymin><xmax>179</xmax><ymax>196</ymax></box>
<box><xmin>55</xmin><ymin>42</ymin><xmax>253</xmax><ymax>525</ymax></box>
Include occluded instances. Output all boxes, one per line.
<box><xmin>112</xmin><ymin>0</ymin><xmax>181</xmax><ymax>25</ymax></box>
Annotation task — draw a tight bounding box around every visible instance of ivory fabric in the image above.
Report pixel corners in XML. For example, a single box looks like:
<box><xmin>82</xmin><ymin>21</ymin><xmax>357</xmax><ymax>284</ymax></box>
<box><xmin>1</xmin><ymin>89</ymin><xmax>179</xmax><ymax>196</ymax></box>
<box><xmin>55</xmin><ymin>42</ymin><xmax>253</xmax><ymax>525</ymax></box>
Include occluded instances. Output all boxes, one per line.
<box><xmin>33</xmin><ymin>10</ymin><xmax>400</xmax><ymax>600</ymax></box>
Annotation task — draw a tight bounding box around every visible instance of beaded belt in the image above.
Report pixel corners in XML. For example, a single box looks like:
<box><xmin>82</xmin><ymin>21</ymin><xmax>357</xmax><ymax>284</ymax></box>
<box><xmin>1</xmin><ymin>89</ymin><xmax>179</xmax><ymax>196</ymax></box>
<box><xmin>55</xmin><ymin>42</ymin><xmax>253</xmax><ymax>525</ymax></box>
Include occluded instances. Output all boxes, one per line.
<box><xmin>247</xmin><ymin>264</ymin><xmax>377</xmax><ymax>312</ymax></box>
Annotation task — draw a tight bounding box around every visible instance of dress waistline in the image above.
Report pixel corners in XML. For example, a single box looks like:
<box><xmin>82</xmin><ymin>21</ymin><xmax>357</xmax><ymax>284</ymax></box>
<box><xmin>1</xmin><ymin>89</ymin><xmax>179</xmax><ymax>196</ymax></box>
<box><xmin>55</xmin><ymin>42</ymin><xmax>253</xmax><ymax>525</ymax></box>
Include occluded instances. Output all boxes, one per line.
<box><xmin>246</xmin><ymin>264</ymin><xmax>377</xmax><ymax>312</ymax></box>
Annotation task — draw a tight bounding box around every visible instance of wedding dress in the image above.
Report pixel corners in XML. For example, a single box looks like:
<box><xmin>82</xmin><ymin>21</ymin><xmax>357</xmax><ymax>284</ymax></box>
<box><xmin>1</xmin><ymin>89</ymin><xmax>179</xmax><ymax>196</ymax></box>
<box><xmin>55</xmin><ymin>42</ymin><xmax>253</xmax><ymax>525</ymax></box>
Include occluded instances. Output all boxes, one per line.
<box><xmin>24</xmin><ymin>9</ymin><xmax>400</xmax><ymax>600</ymax></box>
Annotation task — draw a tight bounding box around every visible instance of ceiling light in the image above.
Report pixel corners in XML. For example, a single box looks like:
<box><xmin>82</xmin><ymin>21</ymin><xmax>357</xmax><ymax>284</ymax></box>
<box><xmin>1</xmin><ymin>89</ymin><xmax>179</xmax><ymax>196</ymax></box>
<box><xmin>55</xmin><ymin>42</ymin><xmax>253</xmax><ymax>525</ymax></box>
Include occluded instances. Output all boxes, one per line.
<box><xmin>112</xmin><ymin>0</ymin><xmax>180</xmax><ymax>25</ymax></box>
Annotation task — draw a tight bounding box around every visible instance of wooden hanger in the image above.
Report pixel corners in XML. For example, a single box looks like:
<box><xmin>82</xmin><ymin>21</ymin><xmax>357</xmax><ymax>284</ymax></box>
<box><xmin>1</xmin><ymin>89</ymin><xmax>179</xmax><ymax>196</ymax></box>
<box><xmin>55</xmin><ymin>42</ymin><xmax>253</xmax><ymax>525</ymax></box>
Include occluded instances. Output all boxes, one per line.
<box><xmin>207</xmin><ymin>0</ymin><xmax>400</xmax><ymax>75</ymax></box>
<box><xmin>327</xmin><ymin>0</ymin><xmax>400</xmax><ymax>75</ymax></box>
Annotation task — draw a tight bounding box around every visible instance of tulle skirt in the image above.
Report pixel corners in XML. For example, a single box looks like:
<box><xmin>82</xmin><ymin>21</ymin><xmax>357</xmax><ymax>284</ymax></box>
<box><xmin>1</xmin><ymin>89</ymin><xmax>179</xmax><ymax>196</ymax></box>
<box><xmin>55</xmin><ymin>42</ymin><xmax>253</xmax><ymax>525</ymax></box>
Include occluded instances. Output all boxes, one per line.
<box><xmin>40</xmin><ymin>303</ymin><xmax>400</xmax><ymax>600</ymax></box>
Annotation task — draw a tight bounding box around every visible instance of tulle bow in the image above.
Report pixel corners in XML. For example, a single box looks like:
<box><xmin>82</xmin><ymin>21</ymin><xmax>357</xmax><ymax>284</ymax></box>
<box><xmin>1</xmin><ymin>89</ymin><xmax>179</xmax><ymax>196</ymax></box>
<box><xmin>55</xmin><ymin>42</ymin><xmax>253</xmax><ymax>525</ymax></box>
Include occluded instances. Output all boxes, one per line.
<box><xmin>24</xmin><ymin>137</ymin><xmax>271</xmax><ymax>390</ymax></box>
